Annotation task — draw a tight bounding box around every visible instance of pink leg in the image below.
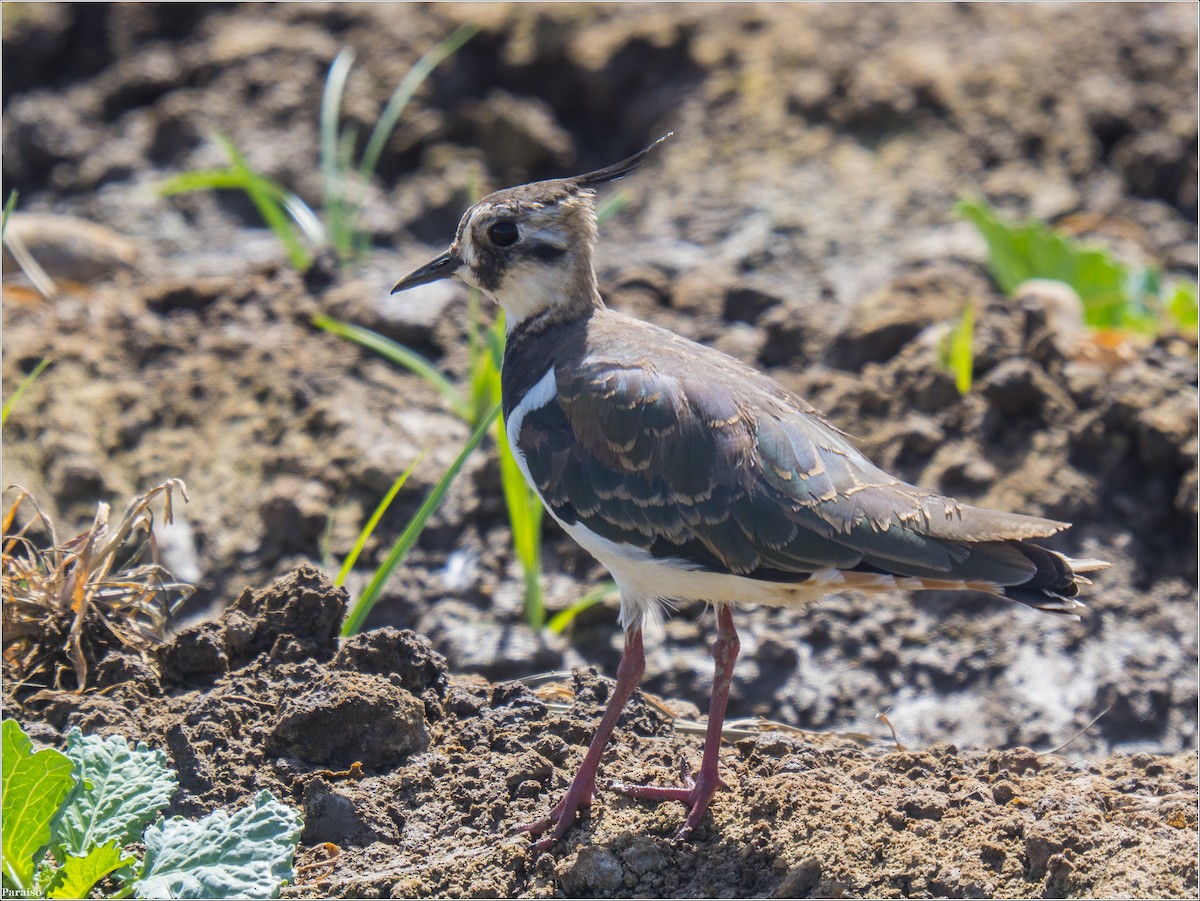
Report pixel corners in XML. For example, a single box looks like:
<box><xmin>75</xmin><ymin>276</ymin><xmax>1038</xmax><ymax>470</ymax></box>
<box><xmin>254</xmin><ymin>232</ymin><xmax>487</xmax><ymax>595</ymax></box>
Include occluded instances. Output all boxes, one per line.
<box><xmin>517</xmin><ymin>627</ymin><xmax>646</xmax><ymax>850</ymax></box>
<box><xmin>614</xmin><ymin>604</ymin><xmax>740</xmax><ymax>840</ymax></box>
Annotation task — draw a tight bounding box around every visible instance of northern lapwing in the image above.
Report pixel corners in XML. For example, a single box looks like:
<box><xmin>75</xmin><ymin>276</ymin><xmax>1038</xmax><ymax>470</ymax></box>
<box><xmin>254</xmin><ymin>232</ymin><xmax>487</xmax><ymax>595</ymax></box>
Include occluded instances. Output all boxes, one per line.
<box><xmin>391</xmin><ymin>136</ymin><xmax>1107</xmax><ymax>850</ymax></box>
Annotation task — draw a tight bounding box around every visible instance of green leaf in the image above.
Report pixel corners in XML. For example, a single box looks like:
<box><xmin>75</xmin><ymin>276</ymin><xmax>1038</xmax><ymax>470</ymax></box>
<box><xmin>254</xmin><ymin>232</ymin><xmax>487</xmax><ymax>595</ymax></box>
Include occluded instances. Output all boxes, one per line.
<box><xmin>547</xmin><ymin>583</ymin><xmax>618</xmax><ymax>634</ymax></box>
<box><xmin>954</xmin><ymin>197</ymin><xmax>1187</xmax><ymax>336</ymax></box>
<box><xmin>341</xmin><ymin>405</ymin><xmax>500</xmax><ymax>636</ymax></box>
<box><xmin>2</xmin><ymin>719</ymin><xmax>76</xmax><ymax>892</ymax></box>
<box><xmin>213</xmin><ymin>134</ymin><xmax>312</xmax><ymax>271</ymax></box>
<box><xmin>136</xmin><ymin>791</ymin><xmax>303</xmax><ymax>900</ymax></box>
<box><xmin>2</xmin><ymin>356</ymin><xmax>52</xmax><ymax>426</ymax></box>
<box><xmin>53</xmin><ymin>728</ymin><xmax>178</xmax><ymax>857</ymax></box>
<box><xmin>157</xmin><ymin>141</ymin><xmax>318</xmax><ymax>271</ymax></box>
<box><xmin>595</xmin><ymin>189</ymin><xmax>630</xmax><ymax>227</ymax></box>
<box><xmin>1166</xmin><ymin>280</ymin><xmax>1199</xmax><ymax>332</ymax></box>
<box><xmin>320</xmin><ymin>46</ymin><xmax>355</xmax><ymax>256</ymax></box>
<box><xmin>46</xmin><ymin>841</ymin><xmax>133</xmax><ymax>899</ymax></box>
<box><xmin>335</xmin><ymin>453</ymin><xmax>425</xmax><ymax>586</ymax></box>
<box><xmin>311</xmin><ymin>314</ymin><xmax>470</xmax><ymax>420</ymax></box>
<box><xmin>497</xmin><ymin>415</ymin><xmax>544</xmax><ymax>628</ymax></box>
<box><xmin>357</xmin><ymin>24</ymin><xmax>479</xmax><ymax>188</ymax></box>
<box><xmin>2</xmin><ymin>189</ymin><xmax>18</xmax><ymax>241</ymax></box>
<box><xmin>943</xmin><ymin>301</ymin><xmax>975</xmax><ymax>395</ymax></box>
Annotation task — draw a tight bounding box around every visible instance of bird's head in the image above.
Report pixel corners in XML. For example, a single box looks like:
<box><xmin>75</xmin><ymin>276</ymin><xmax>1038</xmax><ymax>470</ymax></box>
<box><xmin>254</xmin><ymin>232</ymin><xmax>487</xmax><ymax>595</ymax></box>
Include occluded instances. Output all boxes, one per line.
<box><xmin>392</xmin><ymin>134</ymin><xmax>670</xmax><ymax>331</ymax></box>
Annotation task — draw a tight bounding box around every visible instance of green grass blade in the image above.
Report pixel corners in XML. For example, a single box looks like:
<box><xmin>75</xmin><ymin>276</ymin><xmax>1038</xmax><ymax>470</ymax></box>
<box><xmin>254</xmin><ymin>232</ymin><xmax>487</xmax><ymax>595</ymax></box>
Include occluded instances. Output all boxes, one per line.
<box><xmin>335</xmin><ymin>453</ymin><xmax>425</xmax><ymax>586</ymax></box>
<box><xmin>496</xmin><ymin>420</ymin><xmax>544</xmax><ymax>628</ymax></box>
<box><xmin>2</xmin><ymin>357</ymin><xmax>52</xmax><ymax>426</ymax></box>
<box><xmin>156</xmin><ymin>169</ymin><xmax>250</xmax><ymax>195</ymax></box>
<box><xmin>341</xmin><ymin>405</ymin><xmax>499</xmax><ymax>636</ymax></box>
<box><xmin>357</xmin><ymin>23</ymin><xmax>480</xmax><ymax>187</ymax></box>
<box><xmin>2</xmin><ymin>190</ymin><xmax>18</xmax><ymax>240</ymax></box>
<box><xmin>547</xmin><ymin>583</ymin><xmax>619</xmax><ymax>634</ymax></box>
<box><xmin>321</xmin><ymin>47</ymin><xmax>355</xmax><ymax>253</ymax></box>
<box><xmin>213</xmin><ymin>135</ymin><xmax>311</xmax><ymax>270</ymax></box>
<box><xmin>1166</xmin><ymin>281</ymin><xmax>1199</xmax><ymax>332</ymax></box>
<box><xmin>595</xmin><ymin>189</ymin><xmax>630</xmax><ymax>227</ymax></box>
<box><xmin>159</xmin><ymin>165</ymin><xmax>325</xmax><ymax>256</ymax></box>
<box><xmin>311</xmin><ymin>314</ymin><xmax>470</xmax><ymax>419</ymax></box>
<box><xmin>949</xmin><ymin>301</ymin><xmax>975</xmax><ymax>395</ymax></box>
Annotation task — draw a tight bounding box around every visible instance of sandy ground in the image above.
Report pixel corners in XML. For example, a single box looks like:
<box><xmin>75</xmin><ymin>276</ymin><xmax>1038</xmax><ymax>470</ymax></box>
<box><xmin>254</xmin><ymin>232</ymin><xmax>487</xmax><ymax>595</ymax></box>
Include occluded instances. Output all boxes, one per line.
<box><xmin>3</xmin><ymin>4</ymin><xmax>1197</xmax><ymax>897</ymax></box>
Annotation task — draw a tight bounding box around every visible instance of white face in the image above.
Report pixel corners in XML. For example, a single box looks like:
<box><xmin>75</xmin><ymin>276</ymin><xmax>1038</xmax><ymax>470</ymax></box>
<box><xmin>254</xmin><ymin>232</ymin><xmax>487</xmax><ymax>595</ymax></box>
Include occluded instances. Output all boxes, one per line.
<box><xmin>453</xmin><ymin>196</ymin><xmax>597</xmax><ymax>331</ymax></box>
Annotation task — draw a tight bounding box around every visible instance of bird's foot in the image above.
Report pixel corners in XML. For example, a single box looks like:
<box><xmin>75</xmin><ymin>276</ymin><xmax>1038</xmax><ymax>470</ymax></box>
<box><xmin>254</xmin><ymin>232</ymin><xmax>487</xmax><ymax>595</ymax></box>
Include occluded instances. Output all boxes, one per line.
<box><xmin>611</xmin><ymin>759</ymin><xmax>729</xmax><ymax>840</ymax></box>
<box><xmin>514</xmin><ymin>774</ymin><xmax>596</xmax><ymax>852</ymax></box>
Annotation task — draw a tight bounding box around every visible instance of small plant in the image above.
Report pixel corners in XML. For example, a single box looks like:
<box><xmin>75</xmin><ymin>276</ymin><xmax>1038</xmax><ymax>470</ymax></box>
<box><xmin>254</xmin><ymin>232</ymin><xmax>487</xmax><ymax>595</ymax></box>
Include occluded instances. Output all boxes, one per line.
<box><xmin>957</xmin><ymin>198</ymin><xmax>1199</xmax><ymax>335</ymax></box>
<box><xmin>937</xmin><ymin>300</ymin><xmax>975</xmax><ymax>396</ymax></box>
<box><xmin>1</xmin><ymin>719</ymin><xmax>302</xmax><ymax>899</ymax></box>
<box><xmin>158</xmin><ymin>135</ymin><xmax>324</xmax><ymax>271</ymax></box>
<box><xmin>158</xmin><ymin>26</ymin><xmax>477</xmax><ymax>269</ymax></box>
<box><xmin>2</xmin><ymin>480</ymin><xmax>193</xmax><ymax>692</ymax></box>
<box><xmin>2</xmin><ymin>356</ymin><xmax>52</xmax><ymax>426</ymax></box>
<box><xmin>339</xmin><ymin>408</ymin><xmax>498</xmax><ymax>636</ymax></box>
<box><xmin>321</xmin><ymin>24</ymin><xmax>479</xmax><ymax>260</ymax></box>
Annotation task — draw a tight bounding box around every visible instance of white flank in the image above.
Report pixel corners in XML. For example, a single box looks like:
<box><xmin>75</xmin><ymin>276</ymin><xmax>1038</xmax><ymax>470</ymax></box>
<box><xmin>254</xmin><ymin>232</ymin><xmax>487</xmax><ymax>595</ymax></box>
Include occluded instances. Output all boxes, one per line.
<box><xmin>505</xmin><ymin>366</ymin><xmax>559</xmax><ymax>486</ymax></box>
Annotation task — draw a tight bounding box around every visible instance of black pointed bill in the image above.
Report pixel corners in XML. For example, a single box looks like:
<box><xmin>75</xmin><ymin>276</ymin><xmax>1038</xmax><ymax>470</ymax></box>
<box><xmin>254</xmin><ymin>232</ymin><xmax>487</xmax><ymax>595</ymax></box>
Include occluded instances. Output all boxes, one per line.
<box><xmin>391</xmin><ymin>249</ymin><xmax>462</xmax><ymax>294</ymax></box>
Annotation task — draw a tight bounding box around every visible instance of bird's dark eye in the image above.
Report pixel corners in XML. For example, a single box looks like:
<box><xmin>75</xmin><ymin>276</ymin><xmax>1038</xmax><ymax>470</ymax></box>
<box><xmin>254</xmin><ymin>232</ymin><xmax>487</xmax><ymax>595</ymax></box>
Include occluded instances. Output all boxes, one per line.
<box><xmin>488</xmin><ymin>221</ymin><xmax>519</xmax><ymax>247</ymax></box>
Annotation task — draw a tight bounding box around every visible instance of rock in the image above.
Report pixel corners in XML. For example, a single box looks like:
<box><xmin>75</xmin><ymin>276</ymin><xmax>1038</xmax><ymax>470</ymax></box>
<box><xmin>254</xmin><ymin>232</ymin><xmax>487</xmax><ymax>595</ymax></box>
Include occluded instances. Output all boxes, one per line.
<box><xmin>559</xmin><ymin>845</ymin><xmax>624</xmax><ymax>895</ymax></box>
<box><xmin>775</xmin><ymin>857</ymin><xmax>822</xmax><ymax>899</ymax></box>
<box><xmin>459</xmin><ymin>89</ymin><xmax>574</xmax><ymax>180</ymax></box>
<box><xmin>723</xmin><ymin>283</ymin><xmax>784</xmax><ymax>324</ymax></box>
<box><xmin>1136</xmin><ymin>394</ymin><xmax>1196</xmax><ymax>468</ymax></box>
<box><xmin>1</xmin><ymin>213</ymin><xmax>140</xmax><ymax>289</ymax></box>
<box><xmin>827</xmin><ymin>270</ymin><xmax>965</xmax><ymax>370</ymax></box>
<box><xmin>1017</xmin><ymin>278</ymin><xmax>1088</xmax><ymax>363</ymax></box>
<box><xmin>257</xmin><ymin>476</ymin><xmax>334</xmax><ymax>560</ymax></box>
<box><xmin>157</xmin><ymin>621</ymin><xmax>229</xmax><ymax>684</ymax></box>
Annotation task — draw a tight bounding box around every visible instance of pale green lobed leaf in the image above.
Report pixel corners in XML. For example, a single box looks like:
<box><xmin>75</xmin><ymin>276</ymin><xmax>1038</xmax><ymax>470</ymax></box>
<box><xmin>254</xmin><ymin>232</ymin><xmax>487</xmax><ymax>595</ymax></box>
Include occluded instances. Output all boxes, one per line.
<box><xmin>135</xmin><ymin>790</ymin><xmax>303</xmax><ymax>900</ymax></box>
<box><xmin>53</xmin><ymin>728</ymin><xmax>178</xmax><ymax>857</ymax></box>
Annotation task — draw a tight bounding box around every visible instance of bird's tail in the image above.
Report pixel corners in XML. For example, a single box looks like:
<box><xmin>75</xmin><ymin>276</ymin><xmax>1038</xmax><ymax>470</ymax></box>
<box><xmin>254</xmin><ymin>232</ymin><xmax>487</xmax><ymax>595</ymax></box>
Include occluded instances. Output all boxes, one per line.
<box><xmin>995</xmin><ymin>543</ymin><xmax>1109</xmax><ymax>617</ymax></box>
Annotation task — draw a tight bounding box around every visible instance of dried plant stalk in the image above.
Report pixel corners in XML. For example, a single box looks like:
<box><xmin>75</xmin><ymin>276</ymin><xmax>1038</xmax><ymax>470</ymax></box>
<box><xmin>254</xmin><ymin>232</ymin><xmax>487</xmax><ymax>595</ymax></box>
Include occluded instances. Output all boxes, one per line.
<box><xmin>2</xmin><ymin>479</ymin><xmax>195</xmax><ymax>692</ymax></box>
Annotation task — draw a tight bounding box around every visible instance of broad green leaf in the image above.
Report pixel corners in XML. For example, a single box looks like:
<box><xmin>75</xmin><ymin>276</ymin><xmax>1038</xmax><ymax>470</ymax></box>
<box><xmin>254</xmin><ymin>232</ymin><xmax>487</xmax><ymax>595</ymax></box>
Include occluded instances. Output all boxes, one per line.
<box><xmin>46</xmin><ymin>841</ymin><xmax>133</xmax><ymax>899</ymax></box>
<box><xmin>2</xmin><ymin>719</ymin><xmax>76</xmax><ymax>892</ymax></box>
<box><xmin>955</xmin><ymin>197</ymin><xmax>1195</xmax><ymax>337</ymax></box>
<box><xmin>136</xmin><ymin>791</ymin><xmax>303</xmax><ymax>900</ymax></box>
<box><xmin>53</xmin><ymin>728</ymin><xmax>178</xmax><ymax>856</ymax></box>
